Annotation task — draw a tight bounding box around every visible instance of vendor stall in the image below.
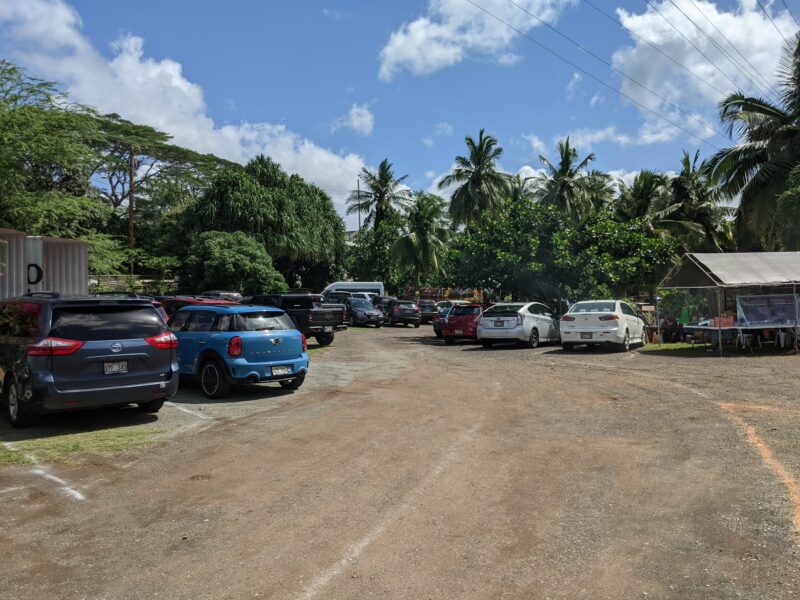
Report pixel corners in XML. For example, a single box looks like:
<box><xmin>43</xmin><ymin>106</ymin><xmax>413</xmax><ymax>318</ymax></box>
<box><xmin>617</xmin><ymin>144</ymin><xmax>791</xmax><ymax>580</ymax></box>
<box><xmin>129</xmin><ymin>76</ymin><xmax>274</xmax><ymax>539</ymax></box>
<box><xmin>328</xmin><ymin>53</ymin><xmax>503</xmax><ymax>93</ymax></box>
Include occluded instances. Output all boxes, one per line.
<box><xmin>660</xmin><ymin>252</ymin><xmax>800</xmax><ymax>355</ymax></box>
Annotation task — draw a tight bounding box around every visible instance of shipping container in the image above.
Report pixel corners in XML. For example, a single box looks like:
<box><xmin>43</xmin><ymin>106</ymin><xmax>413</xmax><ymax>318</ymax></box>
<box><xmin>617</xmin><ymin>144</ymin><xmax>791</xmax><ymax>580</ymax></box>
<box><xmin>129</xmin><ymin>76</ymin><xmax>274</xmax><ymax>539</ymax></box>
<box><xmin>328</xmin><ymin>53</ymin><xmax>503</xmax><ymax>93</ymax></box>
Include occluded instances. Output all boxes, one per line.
<box><xmin>0</xmin><ymin>229</ymin><xmax>88</xmax><ymax>299</ymax></box>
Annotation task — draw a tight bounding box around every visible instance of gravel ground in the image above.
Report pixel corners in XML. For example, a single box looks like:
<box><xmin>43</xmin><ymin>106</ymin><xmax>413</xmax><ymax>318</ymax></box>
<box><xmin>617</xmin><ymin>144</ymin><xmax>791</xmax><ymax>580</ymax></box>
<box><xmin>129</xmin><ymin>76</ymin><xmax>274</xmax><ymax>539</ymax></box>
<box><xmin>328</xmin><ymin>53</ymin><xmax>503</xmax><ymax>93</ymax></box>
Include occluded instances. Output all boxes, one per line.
<box><xmin>1</xmin><ymin>326</ymin><xmax>799</xmax><ymax>599</ymax></box>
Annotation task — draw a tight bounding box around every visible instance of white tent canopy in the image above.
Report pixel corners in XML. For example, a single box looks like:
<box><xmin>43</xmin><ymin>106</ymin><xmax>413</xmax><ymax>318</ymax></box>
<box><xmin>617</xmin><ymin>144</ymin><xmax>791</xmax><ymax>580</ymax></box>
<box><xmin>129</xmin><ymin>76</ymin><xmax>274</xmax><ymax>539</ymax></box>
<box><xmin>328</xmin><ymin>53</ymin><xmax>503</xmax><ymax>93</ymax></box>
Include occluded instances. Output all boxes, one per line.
<box><xmin>661</xmin><ymin>252</ymin><xmax>800</xmax><ymax>289</ymax></box>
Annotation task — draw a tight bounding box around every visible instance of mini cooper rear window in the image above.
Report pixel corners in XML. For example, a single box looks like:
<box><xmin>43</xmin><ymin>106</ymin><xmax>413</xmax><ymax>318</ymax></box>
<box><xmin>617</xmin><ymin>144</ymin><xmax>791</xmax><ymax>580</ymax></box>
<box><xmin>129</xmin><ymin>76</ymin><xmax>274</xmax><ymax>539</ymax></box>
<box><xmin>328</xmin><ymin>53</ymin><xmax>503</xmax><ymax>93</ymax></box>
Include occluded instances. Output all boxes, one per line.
<box><xmin>236</xmin><ymin>311</ymin><xmax>295</xmax><ymax>331</ymax></box>
<box><xmin>50</xmin><ymin>306</ymin><xmax>165</xmax><ymax>341</ymax></box>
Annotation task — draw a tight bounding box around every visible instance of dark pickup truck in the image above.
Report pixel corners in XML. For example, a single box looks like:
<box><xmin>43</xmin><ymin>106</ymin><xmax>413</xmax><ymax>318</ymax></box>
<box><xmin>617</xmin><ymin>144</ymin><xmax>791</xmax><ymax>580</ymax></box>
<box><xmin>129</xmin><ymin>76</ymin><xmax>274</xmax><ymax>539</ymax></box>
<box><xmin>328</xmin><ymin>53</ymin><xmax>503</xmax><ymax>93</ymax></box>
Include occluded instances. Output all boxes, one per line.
<box><xmin>247</xmin><ymin>293</ymin><xmax>346</xmax><ymax>346</ymax></box>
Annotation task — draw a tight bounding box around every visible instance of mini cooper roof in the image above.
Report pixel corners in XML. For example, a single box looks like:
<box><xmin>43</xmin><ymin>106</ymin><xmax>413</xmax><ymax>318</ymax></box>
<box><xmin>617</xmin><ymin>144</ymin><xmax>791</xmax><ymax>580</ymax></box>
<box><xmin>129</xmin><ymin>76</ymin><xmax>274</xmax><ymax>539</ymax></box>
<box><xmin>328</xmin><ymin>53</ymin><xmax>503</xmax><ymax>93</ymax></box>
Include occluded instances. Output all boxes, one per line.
<box><xmin>177</xmin><ymin>304</ymin><xmax>284</xmax><ymax>314</ymax></box>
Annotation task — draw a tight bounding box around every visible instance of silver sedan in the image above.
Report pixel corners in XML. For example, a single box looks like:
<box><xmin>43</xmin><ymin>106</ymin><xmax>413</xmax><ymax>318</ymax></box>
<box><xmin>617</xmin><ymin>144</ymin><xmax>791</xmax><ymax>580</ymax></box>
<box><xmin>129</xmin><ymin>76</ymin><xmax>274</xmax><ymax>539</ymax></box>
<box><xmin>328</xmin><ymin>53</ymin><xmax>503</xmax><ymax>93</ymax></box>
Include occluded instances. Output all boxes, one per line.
<box><xmin>476</xmin><ymin>302</ymin><xmax>560</xmax><ymax>348</ymax></box>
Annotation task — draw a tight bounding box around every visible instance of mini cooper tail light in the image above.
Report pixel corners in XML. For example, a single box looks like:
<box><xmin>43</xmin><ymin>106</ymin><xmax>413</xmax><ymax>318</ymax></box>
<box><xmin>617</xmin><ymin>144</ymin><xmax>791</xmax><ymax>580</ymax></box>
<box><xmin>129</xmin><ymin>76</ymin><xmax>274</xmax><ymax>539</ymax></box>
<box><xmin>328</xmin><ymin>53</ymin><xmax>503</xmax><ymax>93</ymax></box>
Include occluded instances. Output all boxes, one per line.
<box><xmin>228</xmin><ymin>335</ymin><xmax>243</xmax><ymax>357</ymax></box>
<box><xmin>145</xmin><ymin>332</ymin><xmax>178</xmax><ymax>349</ymax></box>
<box><xmin>301</xmin><ymin>333</ymin><xmax>308</xmax><ymax>352</ymax></box>
<box><xmin>27</xmin><ymin>337</ymin><xmax>84</xmax><ymax>356</ymax></box>
<box><xmin>560</xmin><ymin>315</ymin><xmax>576</xmax><ymax>322</ymax></box>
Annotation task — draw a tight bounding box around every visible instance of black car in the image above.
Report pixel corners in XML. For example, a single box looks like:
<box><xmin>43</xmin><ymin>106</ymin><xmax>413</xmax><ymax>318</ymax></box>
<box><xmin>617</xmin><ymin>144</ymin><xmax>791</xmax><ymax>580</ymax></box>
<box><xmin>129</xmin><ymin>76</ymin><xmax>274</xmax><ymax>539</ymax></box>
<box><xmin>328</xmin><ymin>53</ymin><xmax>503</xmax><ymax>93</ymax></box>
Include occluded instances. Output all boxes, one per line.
<box><xmin>247</xmin><ymin>293</ymin><xmax>347</xmax><ymax>346</ymax></box>
<box><xmin>342</xmin><ymin>297</ymin><xmax>383</xmax><ymax>327</ymax></box>
<box><xmin>372</xmin><ymin>296</ymin><xmax>398</xmax><ymax>316</ymax></box>
<box><xmin>418</xmin><ymin>299</ymin><xmax>439</xmax><ymax>323</ymax></box>
<box><xmin>0</xmin><ymin>294</ymin><xmax>179</xmax><ymax>427</ymax></box>
<box><xmin>384</xmin><ymin>299</ymin><xmax>422</xmax><ymax>327</ymax></box>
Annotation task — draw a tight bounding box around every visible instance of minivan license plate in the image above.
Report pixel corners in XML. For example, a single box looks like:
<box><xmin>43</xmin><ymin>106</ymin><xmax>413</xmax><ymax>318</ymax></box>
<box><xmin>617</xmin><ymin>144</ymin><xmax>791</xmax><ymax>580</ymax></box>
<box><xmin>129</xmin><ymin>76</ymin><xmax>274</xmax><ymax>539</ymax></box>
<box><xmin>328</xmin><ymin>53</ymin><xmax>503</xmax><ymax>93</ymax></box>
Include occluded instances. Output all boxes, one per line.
<box><xmin>104</xmin><ymin>361</ymin><xmax>128</xmax><ymax>375</ymax></box>
<box><xmin>272</xmin><ymin>366</ymin><xmax>291</xmax><ymax>376</ymax></box>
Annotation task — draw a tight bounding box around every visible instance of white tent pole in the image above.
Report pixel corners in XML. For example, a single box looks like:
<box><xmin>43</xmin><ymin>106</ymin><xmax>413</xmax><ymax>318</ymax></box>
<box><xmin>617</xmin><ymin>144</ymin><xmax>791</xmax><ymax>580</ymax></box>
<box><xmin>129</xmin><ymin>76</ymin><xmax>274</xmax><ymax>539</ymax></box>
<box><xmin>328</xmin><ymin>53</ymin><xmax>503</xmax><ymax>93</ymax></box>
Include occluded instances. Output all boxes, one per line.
<box><xmin>717</xmin><ymin>289</ymin><xmax>723</xmax><ymax>357</ymax></box>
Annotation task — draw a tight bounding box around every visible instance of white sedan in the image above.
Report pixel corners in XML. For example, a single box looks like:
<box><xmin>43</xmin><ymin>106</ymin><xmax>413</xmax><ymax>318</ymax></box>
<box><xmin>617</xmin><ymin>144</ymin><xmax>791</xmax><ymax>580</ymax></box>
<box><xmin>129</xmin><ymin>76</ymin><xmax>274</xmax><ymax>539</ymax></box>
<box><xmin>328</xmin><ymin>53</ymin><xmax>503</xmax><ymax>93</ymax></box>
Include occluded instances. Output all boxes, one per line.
<box><xmin>477</xmin><ymin>302</ymin><xmax>560</xmax><ymax>348</ymax></box>
<box><xmin>559</xmin><ymin>300</ymin><xmax>647</xmax><ymax>352</ymax></box>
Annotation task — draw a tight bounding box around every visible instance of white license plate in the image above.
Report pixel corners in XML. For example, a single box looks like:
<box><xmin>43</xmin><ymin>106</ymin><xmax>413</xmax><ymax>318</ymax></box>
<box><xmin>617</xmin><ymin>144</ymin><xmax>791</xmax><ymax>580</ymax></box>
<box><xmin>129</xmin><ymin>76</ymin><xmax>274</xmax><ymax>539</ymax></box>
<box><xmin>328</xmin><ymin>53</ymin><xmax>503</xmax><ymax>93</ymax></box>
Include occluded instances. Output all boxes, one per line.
<box><xmin>455</xmin><ymin>329</ymin><xmax>463</xmax><ymax>335</ymax></box>
<box><xmin>324</xmin><ymin>326</ymin><xmax>333</xmax><ymax>332</ymax></box>
<box><xmin>104</xmin><ymin>361</ymin><xmax>128</xmax><ymax>375</ymax></box>
<box><xmin>580</xmin><ymin>333</ymin><xmax>593</xmax><ymax>340</ymax></box>
<box><xmin>272</xmin><ymin>366</ymin><xmax>292</xmax><ymax>376</ymax></box>
<box><xmin>494</xmin><ymin>320</ymin><xmax>503</xmax><ymax>327</ymax></box>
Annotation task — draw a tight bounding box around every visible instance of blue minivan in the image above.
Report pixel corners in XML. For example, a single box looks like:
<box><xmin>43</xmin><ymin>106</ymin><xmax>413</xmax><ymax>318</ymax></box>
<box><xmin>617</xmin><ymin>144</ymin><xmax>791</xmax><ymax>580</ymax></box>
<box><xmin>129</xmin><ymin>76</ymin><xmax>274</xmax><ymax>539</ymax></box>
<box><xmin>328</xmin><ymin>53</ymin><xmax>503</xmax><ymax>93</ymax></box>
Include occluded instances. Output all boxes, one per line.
<box><xmin>169</xmin><ymin>305</ymin><xmax>308</xmax><ymax>398</ymax></box>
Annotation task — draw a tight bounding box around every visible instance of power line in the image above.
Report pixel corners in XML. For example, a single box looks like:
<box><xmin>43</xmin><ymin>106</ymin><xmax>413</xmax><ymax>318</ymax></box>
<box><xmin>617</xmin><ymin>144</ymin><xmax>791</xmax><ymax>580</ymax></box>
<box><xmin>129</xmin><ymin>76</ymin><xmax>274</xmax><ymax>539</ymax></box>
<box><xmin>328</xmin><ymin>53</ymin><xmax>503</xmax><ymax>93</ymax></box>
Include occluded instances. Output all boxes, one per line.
<box><xmin>670</xmin><ymin>0</ymin><xmax>780</xmax><ymax>100</ymax></box>
<box><xmin>464</xmin><ymin>0</ymin><xmax>722</xmax><ymax>150</ymax></box>
<box><xmin>780</xmin><ymin>0</ymin><xmax>800</xmax><ymax>29</ymax></box>
<box><xmin>757</xmin><ymin>0</ymin><xmax>790</xmax><ymax>43</ymax></box>
<box><xmin>685</xmin><ymin>0</ymin><xmax>781</xmax><ymax>98</ymax></box>
<box><xmin>643</xmin><ymin>0</ymin><xmax>759</xmax><ymax>95</ymax></box>
<box><xmin>503</xmin><ymin>0</ymin><xmax>728</xmax><ymax>143</ymax></box>
<box><xmin>580</xmin><ymin>0</ymin><xmax>727</xmax><ymax>97</ymax></box>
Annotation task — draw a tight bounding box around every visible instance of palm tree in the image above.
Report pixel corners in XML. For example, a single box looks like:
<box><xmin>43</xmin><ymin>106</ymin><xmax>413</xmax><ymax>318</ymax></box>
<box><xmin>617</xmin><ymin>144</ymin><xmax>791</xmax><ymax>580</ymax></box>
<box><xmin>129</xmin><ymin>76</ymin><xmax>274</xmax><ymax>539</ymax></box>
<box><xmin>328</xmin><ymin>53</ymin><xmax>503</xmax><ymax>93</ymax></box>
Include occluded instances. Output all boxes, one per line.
<box><xmin>438</xmin><ymin>129</ymin><xmax>509</xmax><ymax>225</ymax></box>
<box><xmin>393</xmin><ymin>192</ymin><xmax>449</xmax><ymax>285</ymax></box>
<box><xmin>346</xmin><ymin>158</ymin><xmax>411</xmax><ymax>230</ymax></box>
<box><xmin>533</xmin><ymin>138</ymin><xmax>600</xmax><ymax>222</ymax></box>
<box><xmin>614</xmin><ymin>170</ymin><xmax>671</xmax><ymax>222</ymax></box>
<box><xmin>706</xmin><ymin>33</ymin><xmax>800</xmax><ymax>249</ymax></box>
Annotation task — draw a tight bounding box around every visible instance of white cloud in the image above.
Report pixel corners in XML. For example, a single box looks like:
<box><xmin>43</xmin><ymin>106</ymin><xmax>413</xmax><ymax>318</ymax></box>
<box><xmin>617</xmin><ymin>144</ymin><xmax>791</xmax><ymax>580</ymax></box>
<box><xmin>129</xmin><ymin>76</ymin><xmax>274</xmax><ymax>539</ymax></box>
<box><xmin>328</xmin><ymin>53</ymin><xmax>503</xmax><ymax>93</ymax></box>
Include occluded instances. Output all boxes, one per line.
<box><xmin>378</xmin><ymin>0</ymin><xmax>577</xmax><ymax>81</ymax></box>
<box><xmin>522</xmin><ymin>133</ymin><xmax>547</xmax><ymax>156</ymax></box>
<box><xmin>565</xmin><ymin>72</ymin><xmax>581</xmax><ymax>100</ymax></box>
<box><xmin>331</xmin><ymin>103</ymin><xmax>375</xmax><ymax>136</ymax></box>
<box><xmin>589</xmin><ymin>92</ymin><xmax>603</xmax><ymax>108</ymax></box>
<box><xmin>560</xmin><ymin>126</ymin><xmax>634</xmax><ymax>151</ymax></box>
<box><xmin>608</xmin><ymin>169</ymin><xmax>639</xmax><ymax>190</ymax></box>
<box><xmin>613</xmin><ymin>0</ymin><xmax>797</xmax><ymax>144</ymax></box>
<box><xmin>425</xmin><ymin>170</ymin><xmax>437</xmax><ymax>179</ymax></box>
<box><xmin>0</xmin><ymin>0</ymin><xmax>368</xmax><ymax>226</ymax></box>
<box><xmin>422</xmin><ymin>136</ymin><xmax>435</xmax><ymax>147</ymax></box>
<box><xmin>434</xmin><ymin>121</ymin><xmax>453</xmax><ymax>136</ymax></box>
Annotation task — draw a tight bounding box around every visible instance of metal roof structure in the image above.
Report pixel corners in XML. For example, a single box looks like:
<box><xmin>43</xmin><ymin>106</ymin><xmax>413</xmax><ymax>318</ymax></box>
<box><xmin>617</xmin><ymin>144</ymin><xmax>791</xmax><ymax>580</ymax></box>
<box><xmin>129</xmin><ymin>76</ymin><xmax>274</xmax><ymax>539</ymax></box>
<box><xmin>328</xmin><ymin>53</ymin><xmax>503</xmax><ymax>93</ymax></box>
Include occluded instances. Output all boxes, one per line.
<box><xmin>661</xmin><ymin>252</ymin><xmax>800</xmax><ymax>288</ymax></box>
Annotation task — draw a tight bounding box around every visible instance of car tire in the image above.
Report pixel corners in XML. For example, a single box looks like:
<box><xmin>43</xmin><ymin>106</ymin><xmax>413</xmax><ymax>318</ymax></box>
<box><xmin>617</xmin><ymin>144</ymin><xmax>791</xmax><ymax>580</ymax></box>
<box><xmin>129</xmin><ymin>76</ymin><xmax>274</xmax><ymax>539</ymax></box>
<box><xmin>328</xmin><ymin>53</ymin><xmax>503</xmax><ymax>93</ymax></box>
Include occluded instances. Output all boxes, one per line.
<box><xmin>529</xmin><ymin>329</ymin><xmax>540</xmax><ymax>349</ymax></box>
<box><xmin>200</xmin><ymin>359</ymin><xmax>231</xmax><ymax>399</ymax></box>
<box><xmin>435</xmin><ymin>330</ymin><xmax>442</xmax><ymax>338</ymax></box>
<box><xmin>279</xmin><ymin>372</ymin><xmax>305</xmax><ymax>390</ymax></box>
<box><xmin>414</xmin><ymin>322</ymin><xmax>420</xmax><ymax>328</ymax></box>
<box><xmin>349</xmin><ymin>316</ymin><xmax>355</xmax><ymax>327</ymax></box>
<box><xmin>376</xmin><ymin>322</ymin><xmax>382</xmax><ymax>328</ymax></box>
<box><xmin>562</xmin><ymin>343</ymin><xmax>575</xmax><ymax>352</ymax></box>
<box><xmin>315</xmin><ymin>333</ymin><xmax>334</xmax><ymax>346</ymax></box>
<box><xmin>3</xmin><ymin>374</ymin><xmax>32</xmax><ymax>428</ymax></box>
<box><xmin>619</xmin><ymin>330</ymin><xmax>631</xmax><ymax>352</ymax></box>
<box><xmin>481</xmin><ymin>340</ymin><xmax>493</xmax><ymax>349</ymax></box>
<box><xmin>444</xmin><ymin>337</ymin><xmax>455</xmax><ymax>346</ymax></box>
<box><xmin>137</xmin><ymin>399</ymin><xmax>164</xmax><ymax>413</ymax></box>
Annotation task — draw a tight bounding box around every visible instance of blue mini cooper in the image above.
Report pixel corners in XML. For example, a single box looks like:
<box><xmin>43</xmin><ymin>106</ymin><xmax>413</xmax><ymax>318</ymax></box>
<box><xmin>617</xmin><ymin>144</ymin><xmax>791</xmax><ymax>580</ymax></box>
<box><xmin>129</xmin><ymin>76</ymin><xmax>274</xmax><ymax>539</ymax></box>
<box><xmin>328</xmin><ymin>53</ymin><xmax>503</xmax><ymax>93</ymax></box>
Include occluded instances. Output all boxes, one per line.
<box><xmin>169</xmin><ymin>305</ymin><xmax>308</xmax><ymax>398</ymax></box>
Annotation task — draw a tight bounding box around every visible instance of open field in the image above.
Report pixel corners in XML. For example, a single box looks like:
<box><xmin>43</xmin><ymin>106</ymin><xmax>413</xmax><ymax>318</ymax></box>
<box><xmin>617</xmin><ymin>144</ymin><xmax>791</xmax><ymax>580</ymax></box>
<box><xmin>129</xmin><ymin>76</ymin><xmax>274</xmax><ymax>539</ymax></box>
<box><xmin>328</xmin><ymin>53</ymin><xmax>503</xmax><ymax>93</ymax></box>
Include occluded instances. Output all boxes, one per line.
<box><xmin>2</xmin><ymin>326</ymin><xmax>800</xmax><ymax>599</ymax></box>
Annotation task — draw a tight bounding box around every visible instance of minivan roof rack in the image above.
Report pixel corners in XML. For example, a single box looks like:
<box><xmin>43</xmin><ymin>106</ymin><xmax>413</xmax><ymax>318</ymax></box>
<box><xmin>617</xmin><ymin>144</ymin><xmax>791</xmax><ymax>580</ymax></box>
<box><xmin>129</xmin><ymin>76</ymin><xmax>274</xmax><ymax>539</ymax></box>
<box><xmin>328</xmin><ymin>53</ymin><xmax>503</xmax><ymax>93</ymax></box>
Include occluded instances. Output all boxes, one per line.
<box><xmin>24</xmin><ymin>291</ymin><xmax>61</xmax><ymax>298</ymax></box>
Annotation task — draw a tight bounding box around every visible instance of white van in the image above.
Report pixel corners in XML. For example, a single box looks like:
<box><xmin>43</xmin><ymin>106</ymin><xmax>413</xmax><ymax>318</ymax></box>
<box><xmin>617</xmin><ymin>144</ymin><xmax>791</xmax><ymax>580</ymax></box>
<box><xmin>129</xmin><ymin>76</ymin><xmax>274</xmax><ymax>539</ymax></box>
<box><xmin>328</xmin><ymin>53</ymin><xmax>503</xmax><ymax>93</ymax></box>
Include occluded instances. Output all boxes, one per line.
<box><xmin>321</xmin><ymin>281</ymin><xmax>385</xmax><ymax>297</ymax></box>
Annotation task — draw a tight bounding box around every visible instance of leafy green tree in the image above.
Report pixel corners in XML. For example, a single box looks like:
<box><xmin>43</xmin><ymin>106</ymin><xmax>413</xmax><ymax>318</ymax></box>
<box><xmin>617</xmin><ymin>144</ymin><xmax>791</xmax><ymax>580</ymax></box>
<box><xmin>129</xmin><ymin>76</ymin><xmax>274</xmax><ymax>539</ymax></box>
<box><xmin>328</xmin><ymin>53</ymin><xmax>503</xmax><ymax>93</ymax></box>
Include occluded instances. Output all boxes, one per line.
<box><xmin>182</xmin><ymin>231</ymin><xmax>287</xmax><ymax>295</ymax></box>
<box><xmin>0</xmin><ymin>192</ymin><xmax>114</xmax><ymax>238</ymax></box>
<box><xmin>189</xmin><ymin>156</ymin><xmax>347</xmax><ymax>289</ymax></box>
<box><xmin>706</xmin><ymin>33</ymin><xmax>800</xmax><ymax>249</ymax></box>
<box><xmin>393</xmin><ymin>193</ymin><xmax>449</xmax><ymax>288</ymax></box>
<box><xmin>345</xmin><ymin>212</ymin><xmax>411</xmax><ymax>295</ymax></box>
<box><xmin>614</xmin><ymin>170</ymin><xmax>671</xmax><ymax>222</ymax></box>
<box><xmin>346</xmin><ymin>159</ymin><xmax>412</xmax><ymax>230</ymax></box>
<box><xmin>439</xmin><ymin>128</ymin><xmax>509</xmax><ymax>225</ymax></box>
<box><xmin>533</xmin><ymin>138</ymin><xmax>601</xmax><ymax>222</ymax></box>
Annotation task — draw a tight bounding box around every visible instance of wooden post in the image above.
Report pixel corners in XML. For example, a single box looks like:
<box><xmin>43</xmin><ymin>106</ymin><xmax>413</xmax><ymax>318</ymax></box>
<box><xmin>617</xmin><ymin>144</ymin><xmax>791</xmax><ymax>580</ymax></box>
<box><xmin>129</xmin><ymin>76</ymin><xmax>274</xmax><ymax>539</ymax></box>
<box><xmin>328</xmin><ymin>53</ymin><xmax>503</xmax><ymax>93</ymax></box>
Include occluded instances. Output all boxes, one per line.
<box><xmin>717</xmin><ymin>289</ymin><xmax>723</xmax><ymax>357</ymax></box>
<box><xmin>128</xmin><ymin>145</ymin><xmax>135</xmax><ymax>276</ymax></box>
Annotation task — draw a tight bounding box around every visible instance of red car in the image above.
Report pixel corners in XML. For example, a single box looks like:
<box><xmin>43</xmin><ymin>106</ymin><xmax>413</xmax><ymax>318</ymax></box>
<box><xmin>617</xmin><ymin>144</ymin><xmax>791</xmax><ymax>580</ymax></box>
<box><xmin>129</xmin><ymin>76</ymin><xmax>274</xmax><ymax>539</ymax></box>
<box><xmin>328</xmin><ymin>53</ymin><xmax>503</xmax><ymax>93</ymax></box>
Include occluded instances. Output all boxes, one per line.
<box><xmin>441</xmin><ymin>304</ymin><xmax>483</xmax><ymax>345</ymax></box>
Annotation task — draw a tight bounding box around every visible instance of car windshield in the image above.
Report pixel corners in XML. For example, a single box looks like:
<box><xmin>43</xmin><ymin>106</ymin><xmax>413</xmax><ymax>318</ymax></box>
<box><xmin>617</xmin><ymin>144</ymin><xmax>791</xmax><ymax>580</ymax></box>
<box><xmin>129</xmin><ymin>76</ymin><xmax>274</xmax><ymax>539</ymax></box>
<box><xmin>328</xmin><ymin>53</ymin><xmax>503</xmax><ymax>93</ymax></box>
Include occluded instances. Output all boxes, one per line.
<box><xmin>570</xmin><ymin>301</ymin><xmax>616</xmax><ymax>313</ymax></box>
<box><xmin>483</xmin><ymin>304</ymin><xmax>524</xmax><ymax>317</ymax></box>
<box><xmin>236</xmin><ymin>311</ymin><xmax>295</xmax><ymax>331</ymax></box>
<box><xmin>50</xmin><ymin>305</ymin><xmax>165</xmax><ymax>341</ymax></box>
<box><xmin>451</xmin><ymin>306</ymin><xmax>481</xmax><ymax>316</ymax></box>
<box><xmin>350</xmin><ymin>299</ymin><xmax>373</xmax><ymax>309</ymax></box>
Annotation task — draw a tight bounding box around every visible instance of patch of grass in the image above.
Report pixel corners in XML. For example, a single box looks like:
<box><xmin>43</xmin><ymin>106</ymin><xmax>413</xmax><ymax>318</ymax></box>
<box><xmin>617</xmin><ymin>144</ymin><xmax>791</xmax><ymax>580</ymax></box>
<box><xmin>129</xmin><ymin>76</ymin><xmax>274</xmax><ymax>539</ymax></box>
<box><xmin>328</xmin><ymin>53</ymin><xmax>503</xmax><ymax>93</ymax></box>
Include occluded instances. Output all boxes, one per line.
<box><xmin>641</xmin><ymin>342</ymin><xmax>700</xmax><ymax>352</ymax></box>
<box><xmin>0</xmin><ymin>425</ymin><xmax>162</xmax><ymax>467</ymax></box>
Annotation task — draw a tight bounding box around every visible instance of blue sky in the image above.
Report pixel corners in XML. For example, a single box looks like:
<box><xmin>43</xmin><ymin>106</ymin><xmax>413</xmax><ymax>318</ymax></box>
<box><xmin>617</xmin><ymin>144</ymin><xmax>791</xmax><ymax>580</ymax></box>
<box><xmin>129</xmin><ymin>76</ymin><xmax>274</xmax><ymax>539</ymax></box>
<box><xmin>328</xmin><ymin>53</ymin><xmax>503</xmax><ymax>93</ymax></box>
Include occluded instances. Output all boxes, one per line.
<box><xmin>1</xmin><ymin>0</ymin><xmax>797</xmax><ymax>226</ymax></box>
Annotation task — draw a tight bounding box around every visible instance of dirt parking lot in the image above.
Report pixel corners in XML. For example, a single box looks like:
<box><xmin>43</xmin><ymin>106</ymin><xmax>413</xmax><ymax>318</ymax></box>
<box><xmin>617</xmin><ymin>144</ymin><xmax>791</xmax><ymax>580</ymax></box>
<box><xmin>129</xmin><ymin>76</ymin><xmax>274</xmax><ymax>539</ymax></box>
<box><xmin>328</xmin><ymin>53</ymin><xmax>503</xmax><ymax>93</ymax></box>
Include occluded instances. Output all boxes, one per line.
<box><xmin>2</xmin><ymin>326</ymin><xmax>800</xmax><ymax>599</ymax></box>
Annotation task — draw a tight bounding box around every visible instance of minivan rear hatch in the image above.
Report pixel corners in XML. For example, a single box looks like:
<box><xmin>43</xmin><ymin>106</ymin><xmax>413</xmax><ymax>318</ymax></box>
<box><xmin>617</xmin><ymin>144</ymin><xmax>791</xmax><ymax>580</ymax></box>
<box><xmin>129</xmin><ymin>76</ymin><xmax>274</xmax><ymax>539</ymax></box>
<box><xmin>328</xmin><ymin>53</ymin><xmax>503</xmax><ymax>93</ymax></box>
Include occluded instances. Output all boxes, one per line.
<box><xmin>47</xmin><ymin>303</ymin><xmax>174</xmax><ymax>392</ymax></box>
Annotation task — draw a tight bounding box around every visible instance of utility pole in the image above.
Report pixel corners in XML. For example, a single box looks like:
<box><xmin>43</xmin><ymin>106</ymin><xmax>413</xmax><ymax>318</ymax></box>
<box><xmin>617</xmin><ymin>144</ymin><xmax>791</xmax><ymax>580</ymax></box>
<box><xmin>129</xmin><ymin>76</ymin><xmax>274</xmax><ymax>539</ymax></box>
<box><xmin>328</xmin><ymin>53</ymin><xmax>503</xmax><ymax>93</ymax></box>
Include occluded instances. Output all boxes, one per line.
<box><xmin>128</xmin><ymin>145</ymin><xmax>135</xmax><ymax>276</ymax></box>
<box><xmin>357</xmin><ymin>177</ymin><xmax>361</xmax><ymax>231</ymax></box>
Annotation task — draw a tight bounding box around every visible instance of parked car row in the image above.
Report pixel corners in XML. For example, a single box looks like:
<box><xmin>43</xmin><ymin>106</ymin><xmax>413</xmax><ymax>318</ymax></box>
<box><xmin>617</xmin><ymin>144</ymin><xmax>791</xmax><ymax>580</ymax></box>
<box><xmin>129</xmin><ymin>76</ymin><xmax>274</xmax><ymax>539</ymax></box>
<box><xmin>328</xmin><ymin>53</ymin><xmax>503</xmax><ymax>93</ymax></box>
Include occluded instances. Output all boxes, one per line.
<box><xmin>431</xmin><ymin>298</ymin><xmax>648</xmax><ymax>353</ymax></box>
<box><xmin>0</xmin><ymin>292</ymin><xmax>309</xmax><ymax>427</ymax></box>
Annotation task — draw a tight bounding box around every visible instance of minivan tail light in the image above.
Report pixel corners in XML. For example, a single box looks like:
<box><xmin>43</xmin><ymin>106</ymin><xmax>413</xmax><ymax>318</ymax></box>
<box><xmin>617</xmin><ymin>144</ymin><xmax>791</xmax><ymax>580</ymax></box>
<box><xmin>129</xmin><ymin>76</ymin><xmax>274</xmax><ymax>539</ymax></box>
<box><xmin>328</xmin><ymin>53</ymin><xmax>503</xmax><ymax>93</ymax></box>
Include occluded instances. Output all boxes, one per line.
<box><xmin>301</xmin><ymin>333</ymin><xmax>307</xmax><ymax>352</ymax></box>
<box><xmin>560</xmin><ymin>315</ymin><xmax>576</xmax><ymax>322</ymax></box>
<box><xmin>228</xmin><ymin>335</ymin><xmax>243</xmax><ymax>357</ymax></box>
<box><xmin>27</xmin><ymin>337</ymin><xmax>84</xmax><ymax>356</ymax></box>
<box><xmin>145</xmin><ymin>332</ymin><xmax>178</xmax><ymax>349</ymax></box>
<box><xmin>599</xmin><ymin>314</ymin><xmax>619</xmax><ymax>321</ymax></box>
